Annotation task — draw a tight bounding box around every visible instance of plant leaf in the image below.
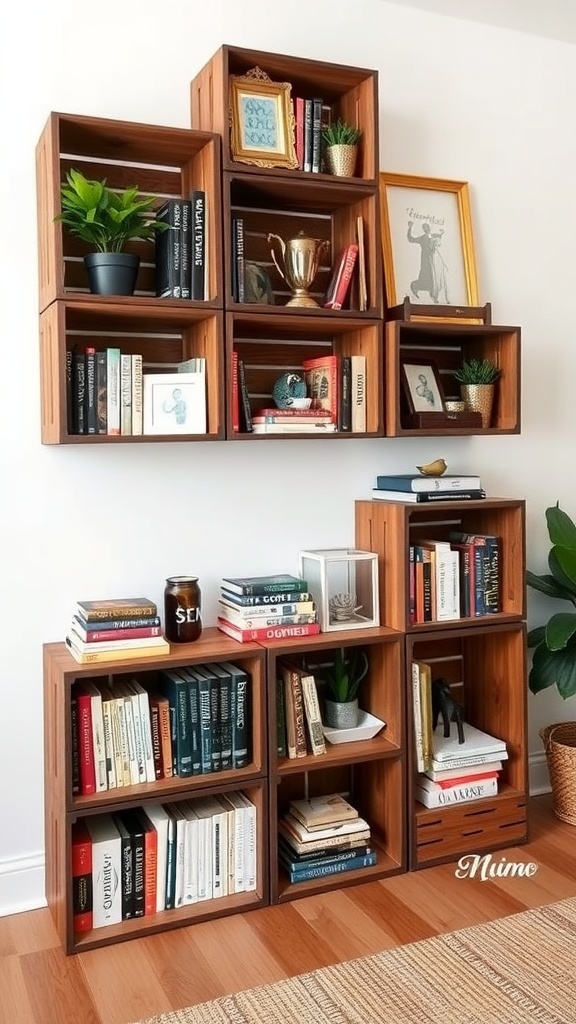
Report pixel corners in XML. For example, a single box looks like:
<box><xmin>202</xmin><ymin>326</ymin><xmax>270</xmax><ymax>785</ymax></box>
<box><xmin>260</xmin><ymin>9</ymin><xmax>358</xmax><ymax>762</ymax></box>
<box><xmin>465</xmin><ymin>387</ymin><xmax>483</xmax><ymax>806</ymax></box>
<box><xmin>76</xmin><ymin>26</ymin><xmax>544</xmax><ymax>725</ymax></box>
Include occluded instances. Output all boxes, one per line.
<box><xmin>526</xmin><ymin>570</ymin><xmax>575</xmax><ymax>600</ymax></box>
<box><xmin>549</xmin><ymin>548</ymin><xmax>576</xmax><ymax>596</ymax></box>
<box><xmin>529</xmin><ymin>640</ymin><xmax>576</xmax><ymax>698</ymax></box>
<box><xmin>527</xmin><ymin>624</ymin><xmax>545</xmax><ymax>647</ymax></box>
<box><xmin>546</xmin><ymin>612</ymin><xmax>576</xmax><ymax>651</ymax></box>
<box><xmin>546</xmin><ymin>503</ymin><xmax>576</xmax><ymax>548</ymax></box>
<box><xmin>553</xmin><ymin>545</ymin><xmax>576</xmax><ymax>590</ymax></box>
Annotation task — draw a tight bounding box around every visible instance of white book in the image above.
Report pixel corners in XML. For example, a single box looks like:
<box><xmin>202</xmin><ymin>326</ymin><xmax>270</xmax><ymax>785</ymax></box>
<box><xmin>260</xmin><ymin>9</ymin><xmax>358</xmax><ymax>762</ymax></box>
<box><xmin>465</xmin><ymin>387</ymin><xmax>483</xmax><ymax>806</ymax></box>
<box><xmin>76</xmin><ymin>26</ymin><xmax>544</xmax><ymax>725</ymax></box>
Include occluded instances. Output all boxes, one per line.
<box><xmin>142</xmin><ymin>803</ymin><xmax>170</xmax><ymax>912</ymax></box>
<box><xmin>98</xmin><ymin>688</ymin><xmax>117</xmax><ymax>789</ymax></box>
<box><xmin>114</xmin><ymin>696</ymin><xmax>131</xmax><ymax>787</ymax></box>
<box><xmin>86</xmin><ymin>814</ymin><xmax>122</xmax><ymax>927</ymax></box>
<box><xmin>170</xmin><ymin>805</ymin><xmax>187</xmax><ymax>908</ymax></box>
<box><xmin>433</xmin><ymin>722</ymin><xmax>507</xmax><ymax>763</ymax></box>
<box><xmin>424</xmin><ymin>759</ymin><xmax>504</xmax><ymax>782</ymax></box>
<box><xmin>419</xmin><ymin>540</ymin><xmax>459</xmax><ymax>623</ymax></box>
<box><xmin>430</xmin><ymin>749</ymin><xmax>509</xmax><ymax>772</ymax></box>
<box><xmin>131</xmin><ymin>353</ymin><xmax>143</xmax><ymax>435</ymax></box>
<box><xmin>192</xmin><ymin>801</ymin><xmax>213</xmax><ymax>901</ymax></box>
<box><xmin>179</xmin><ymin>802</ymin><xmax>200</xmax><ymax>904</ymax></box>
<box><xmin>350</xmin><ymin>354</ymin><xmax>366</xmax><ymax>433</ymax></box>
<box><xmin>123</xmin><ymin>682</ymin><xmax>146</xmax><ymax>785</ymax></box>
<box><xmin>128</xmin><ymin>679</ymin><xmax>156</xmax><ymax>783</ymax></box>
<box><xmin>82</xmin><ymin>681</ymin><xmax>107</xmax><ymax>792</ymax></box>
<box><xmin>106</xmin><ymin>347</ymin><xmax>121</xmax><ymax>436</ymax></box>
<box><xmin>195</xmin><ymin>797</ymin><xmax>227</xmax><ymax>898</ymax></box>
<box><xmin>214</xmin><ymin>795</ymin><xmax>236</xmax><ymax>895</ymax></box>
<box><xmin>299</xmin><ymin>673</ymin><xmax>326</xmax><ymax>755</ymax></box>
<box><xmin>221</xmin><ymin>792</ymin><xmax>246</xmax><ymax>893</ymax></box>
<box><xmin>108</xmin><ymin>696</ymin><xmax>124</xmax><ymax>788</ymax></box>
<box><xmin>415</xmin><ymin>776</ymin><xmax>498</xmax><ymax>808</ymax></box>
<box><xmin>122</xmin><ymin>692</ymin><xmax>140</xmax><ymax>785</ymax></box>
<box><xmin>411</xmin><ymin>662</ymin><xmax>425</xmax><ymax>773</ymax></box>
<box><xmin>219</xmin><ymin>598</ymin><xmax>316</xmax><ymax>618</ymax></box>
<box><xmin>120</xmin><ymin>352</ymin><xmax>132</xmax><ymax>435</ymax></box>
<box><xmin>234</xmin><ymin>792</ymin><xmax>257</xmax><ymax>892</ymax></box>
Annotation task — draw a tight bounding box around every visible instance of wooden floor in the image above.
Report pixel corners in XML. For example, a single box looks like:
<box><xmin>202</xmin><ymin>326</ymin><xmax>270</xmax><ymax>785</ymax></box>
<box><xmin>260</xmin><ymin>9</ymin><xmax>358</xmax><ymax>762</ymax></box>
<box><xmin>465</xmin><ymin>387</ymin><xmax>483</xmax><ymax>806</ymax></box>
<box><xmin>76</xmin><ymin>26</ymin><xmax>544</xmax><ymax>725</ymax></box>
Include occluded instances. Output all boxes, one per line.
<box><xmin>1</xmin><ymin>794</ymin><xmax>575</xmax><ymax>1024</ymax></box>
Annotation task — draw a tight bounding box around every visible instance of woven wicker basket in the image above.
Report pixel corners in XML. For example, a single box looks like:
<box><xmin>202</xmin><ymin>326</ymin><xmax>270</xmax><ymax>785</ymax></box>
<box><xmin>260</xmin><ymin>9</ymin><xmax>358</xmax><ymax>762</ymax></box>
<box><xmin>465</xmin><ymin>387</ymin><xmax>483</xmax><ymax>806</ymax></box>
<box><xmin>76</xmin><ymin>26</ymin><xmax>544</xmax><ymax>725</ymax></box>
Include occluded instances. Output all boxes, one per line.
<box><xmin>540</xmin><ymin>722</ymin><xmax>576</xmax><ymax>825</ymax></box>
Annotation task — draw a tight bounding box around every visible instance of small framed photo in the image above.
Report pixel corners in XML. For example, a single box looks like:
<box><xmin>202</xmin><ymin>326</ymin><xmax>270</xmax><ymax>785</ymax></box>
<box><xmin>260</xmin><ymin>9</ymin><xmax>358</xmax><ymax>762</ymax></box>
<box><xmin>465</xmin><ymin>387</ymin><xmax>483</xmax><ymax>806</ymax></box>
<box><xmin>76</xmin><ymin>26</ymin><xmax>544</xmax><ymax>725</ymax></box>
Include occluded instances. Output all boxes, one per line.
<box><xmin>143</xmin><ymin>372</ymin><xmax>206</xmax><ymax>435</ymax></box>
<box><xmin>229</xmin><ymin>66</ymin><xmax>298</xmax><ymax>169</ymax></box>
<box><xmin>379</xmin><ymin>172</ymin><xmax>479</xmax><ymax>310</ymax></box>
<box><xmin>401</xmin><ymin>359</ymin><xmax>446</xmax><ymax>414</ymax></box>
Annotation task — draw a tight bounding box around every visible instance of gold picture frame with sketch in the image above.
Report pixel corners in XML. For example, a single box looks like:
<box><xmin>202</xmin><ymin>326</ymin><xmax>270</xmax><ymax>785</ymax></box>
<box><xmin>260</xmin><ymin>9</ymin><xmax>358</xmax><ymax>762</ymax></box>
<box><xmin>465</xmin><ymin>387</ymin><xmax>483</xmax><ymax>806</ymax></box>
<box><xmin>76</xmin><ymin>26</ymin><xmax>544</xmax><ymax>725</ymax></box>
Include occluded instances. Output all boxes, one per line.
<box><xmin>379</xmin><ymin>172</ymin><xmax>479</xmax><ymax>318</ymax></box>
<box><xmin>229</xmin><ymin>66</ymin><xmax>298</xmax><ymax>169</ymax></box>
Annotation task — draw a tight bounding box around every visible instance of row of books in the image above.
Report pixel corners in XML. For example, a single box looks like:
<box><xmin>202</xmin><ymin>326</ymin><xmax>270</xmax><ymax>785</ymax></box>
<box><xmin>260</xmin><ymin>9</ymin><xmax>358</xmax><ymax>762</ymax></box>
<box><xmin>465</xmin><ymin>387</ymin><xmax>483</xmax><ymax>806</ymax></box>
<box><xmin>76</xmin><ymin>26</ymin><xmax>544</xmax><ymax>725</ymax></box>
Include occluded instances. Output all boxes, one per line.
<box><xmin>73</xmin><ymin>793</ymin><xmax>256</xmax><ymax>931</ymax></box>
<box><xmin>412</xmin><ymin>659</ymin><xmax>507</xmax><ymax>808</ymax></box>
<box><xmin>278</xmin><ymin>794</ymin><xmax>376</xmax><ymax>883</ymax></box>
<box><xmin>217</xmin><ymin>573</ymin><xmax>320</xmax><ymax>643</ymax></box>
<box><xmin>72</xmin><ymin>659</ymin><xmax>251</xmax><ymax>795</ymax></box>
<box><xmin>294</xmin><ymin>96</ymin><xmax>331</xmax><ymax>174</ymax></box>
<box><xmin>155</xmin><ymin>193</ymin><xmax>207</xmax><ymax>300</ymax></box>
<box><xmin>232</xmin><ymin>353</ymin><xmax>367</xmax><ymax>435</ymax></box>
<box><xmin>408</xmin><ymin>532</ymin><xmax>500</xmax><ymax>625</ymax></box>
<box><xmin>66</xmin><ymin>351</ymin><xmax>207</xmax><ymax>439</ymax></box>
<box><xmin>277</xmin><ymin>662</ymin><xmax>326</xmax><ymax>759</ymax></box>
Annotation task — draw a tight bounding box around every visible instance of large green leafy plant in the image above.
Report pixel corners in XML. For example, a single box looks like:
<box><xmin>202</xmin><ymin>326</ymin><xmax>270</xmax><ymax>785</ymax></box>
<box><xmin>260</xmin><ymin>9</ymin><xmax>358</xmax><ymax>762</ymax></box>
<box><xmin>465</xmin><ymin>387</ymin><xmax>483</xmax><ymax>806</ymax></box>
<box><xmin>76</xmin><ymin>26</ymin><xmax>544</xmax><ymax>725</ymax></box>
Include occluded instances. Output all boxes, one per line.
<box><xmin>527</xmin><ymin>503</ymin><xmax>576</xmax><ymax>699</ymax></box>
<box><xmin>56</xmin><ymin>168</ymin><xmax>167</xmax><ymax>252</ymax></box>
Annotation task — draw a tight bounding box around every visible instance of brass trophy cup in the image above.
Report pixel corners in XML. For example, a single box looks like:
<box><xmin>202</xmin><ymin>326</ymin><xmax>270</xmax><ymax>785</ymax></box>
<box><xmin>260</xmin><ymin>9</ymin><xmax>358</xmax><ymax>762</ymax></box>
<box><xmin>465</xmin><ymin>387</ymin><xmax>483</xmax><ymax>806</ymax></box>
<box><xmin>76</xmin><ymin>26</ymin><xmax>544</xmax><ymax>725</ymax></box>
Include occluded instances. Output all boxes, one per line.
<box><xmin>267</xmin><ymin>230</ymin><xmax>329</xmax><ymax>307</ymax></box>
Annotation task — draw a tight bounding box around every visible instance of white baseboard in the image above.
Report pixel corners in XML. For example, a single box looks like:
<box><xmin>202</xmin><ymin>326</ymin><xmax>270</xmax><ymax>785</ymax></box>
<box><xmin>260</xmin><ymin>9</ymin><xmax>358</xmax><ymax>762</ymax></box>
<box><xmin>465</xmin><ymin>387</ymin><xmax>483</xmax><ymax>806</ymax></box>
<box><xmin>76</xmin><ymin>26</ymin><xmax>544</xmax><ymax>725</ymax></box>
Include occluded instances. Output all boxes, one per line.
<box><xmin>0</xmin><ymin>852</ymin><xmax>46</xmax><ymax>918</ymax></box>
<box><xmin>529</xmin><ymin>750</ymin><xmax>551</xmax><ymax>796</ymax></box>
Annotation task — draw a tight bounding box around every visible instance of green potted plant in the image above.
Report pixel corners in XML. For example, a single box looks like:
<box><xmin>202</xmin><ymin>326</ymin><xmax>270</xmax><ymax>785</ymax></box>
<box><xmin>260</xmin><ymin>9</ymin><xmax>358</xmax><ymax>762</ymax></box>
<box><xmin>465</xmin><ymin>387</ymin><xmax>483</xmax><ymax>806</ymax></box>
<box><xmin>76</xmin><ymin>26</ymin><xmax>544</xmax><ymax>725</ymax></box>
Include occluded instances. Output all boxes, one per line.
<box><xmin>453</xmin><ymin>357</ymin><xmax>502</xmax><ymax>428</ymax></box>
<box><xmin>322</xmin><ymin>119</ymin><xmax>362</xmax><ymax>177</ymax></box>
<box><xmin>527</xmin><ymin>502</ymin><xmax>576</xmax><ymax>824</ymax></box>
<box><xmin>56</xmin><ymin>168</ymin><xmax>168</xmax><ymax>296</ymax></box>
<box><xmin>318</xmin><ymin>647</ymin><xmax>369</xmax><ymax>729</ymax></box>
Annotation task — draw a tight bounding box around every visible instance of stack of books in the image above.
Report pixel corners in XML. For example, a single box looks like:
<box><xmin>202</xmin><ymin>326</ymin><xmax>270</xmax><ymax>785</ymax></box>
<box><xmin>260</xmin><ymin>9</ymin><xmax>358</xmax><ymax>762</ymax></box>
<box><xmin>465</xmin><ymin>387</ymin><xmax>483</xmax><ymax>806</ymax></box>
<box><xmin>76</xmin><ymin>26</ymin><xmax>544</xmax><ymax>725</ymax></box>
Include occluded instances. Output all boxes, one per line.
<box><xmin>278</xmin><ymin>794</ymin><xmax>376</xmax><ymax>883</ymax></box>
<box><xmin>415</xmin><ymin>721</ymin><xmax>507</xmax><ymax>809</ymax></box>
<box><xmin>217</xmin><ymin>574</ymin><xmax>320</xmax><ymax>643</ymax></box>
<box><xmin>66</xmin><ymin>597</ymin><xmax>170</xmax><ymax>664</ymax></box>
<box><xmin>372</xmin><ymin>472</ymin><xmax>486</xmax><ymax>504</ymax></box>
<box><xmin>277</xmin><ymin>662</ymin><xmax>325</xmax><ymax>758</ymax></box>
<box><xmin>250</xmin><ymin>408</ymin><xmax>337</xmax><ymax>435</ymax></box>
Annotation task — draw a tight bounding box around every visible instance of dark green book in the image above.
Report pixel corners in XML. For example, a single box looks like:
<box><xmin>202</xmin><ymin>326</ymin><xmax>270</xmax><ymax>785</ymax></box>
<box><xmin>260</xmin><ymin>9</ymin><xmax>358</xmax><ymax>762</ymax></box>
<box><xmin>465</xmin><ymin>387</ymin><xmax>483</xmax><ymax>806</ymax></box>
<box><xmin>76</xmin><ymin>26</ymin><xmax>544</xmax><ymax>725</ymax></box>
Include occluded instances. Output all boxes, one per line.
<box><xmin>193</xmin><ymin>664</ymin><xmax>222</xmax><ymax>773</ymax></box>
<box><xmin>212</xmin><ymin>663</ymin><xmax>233</xmax><ymax>771</ymax></box>
<box><xmin>218</xmin><ymin>661</ymin><xmax>251</xmax><ymax>769</ymax></box>
<box><xmin>159</xmin><ymin>670</ymin><xmax>193</xmax><ymax>777</ymax></box>
<box><xmin>188</xmin><ymin>667</ymin><xmax>212</xmax><ymax>773</ymax></box>
<box><xmin>171</xmin><ymin>667</ymin><xmax>202</xmax><ymax>775</ymax></box>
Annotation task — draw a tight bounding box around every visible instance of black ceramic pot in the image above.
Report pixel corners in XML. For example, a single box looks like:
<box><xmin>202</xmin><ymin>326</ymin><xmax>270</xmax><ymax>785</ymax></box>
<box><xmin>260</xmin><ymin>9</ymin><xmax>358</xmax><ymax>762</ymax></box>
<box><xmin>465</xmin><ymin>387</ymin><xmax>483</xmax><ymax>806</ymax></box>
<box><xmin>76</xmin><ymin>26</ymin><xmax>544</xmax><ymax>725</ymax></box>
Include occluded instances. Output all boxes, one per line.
<box><xmin>84</xmin><ymin>252</ymin><xmax>140</xmax><ymax>296</ymax></box>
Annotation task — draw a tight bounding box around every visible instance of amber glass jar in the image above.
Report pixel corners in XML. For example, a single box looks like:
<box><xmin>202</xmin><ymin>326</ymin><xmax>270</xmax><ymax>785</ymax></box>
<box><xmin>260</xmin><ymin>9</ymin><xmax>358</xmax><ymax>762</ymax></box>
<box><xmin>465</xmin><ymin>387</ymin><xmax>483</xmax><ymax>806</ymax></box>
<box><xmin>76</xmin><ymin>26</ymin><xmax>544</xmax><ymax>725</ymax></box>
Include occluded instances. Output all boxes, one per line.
<box><xmin>164</xmin><ymin>576</ymin><xmax>202</xmax><ymax>643</ymax></box>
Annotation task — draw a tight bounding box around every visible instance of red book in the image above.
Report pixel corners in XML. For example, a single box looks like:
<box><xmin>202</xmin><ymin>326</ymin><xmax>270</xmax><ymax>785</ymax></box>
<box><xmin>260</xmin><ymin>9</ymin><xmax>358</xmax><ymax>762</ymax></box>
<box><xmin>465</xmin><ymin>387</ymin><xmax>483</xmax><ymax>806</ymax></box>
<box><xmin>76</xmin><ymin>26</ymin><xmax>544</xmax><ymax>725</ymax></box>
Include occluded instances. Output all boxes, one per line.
<box><xmin>324</xmin><ymin>243</ymin><xmax>358</xmax><ymax>310</ymax></box>
<box><xmin>231</xmin><ymin>350</ymin><xmax>240</xmax><ymax>432</ymax></box>
<box><xmin>75</xmin><ymin>687</ymin><xmax>96</xmax><ymax>795</ymax></box>
<box><xmin>73</xmin><ymin>624</ymin><xmax>163</xmax><ymax>643</ymax></box>
<box><xmin>302</xmin><ymin>354</ymin><xmax>339</xmax><ymax>423</ymax></box>
<box><xmin>133</xmin><ymin>808</ymin><xmax>158</xmax><ymax>916</ymax></box>
<box><xmin>217</xmin><ymin>617</ymin><xmax>320</xmax><ymax>643</ymax></box>
<box><xmin>72</xmin><ymin>820</ymin><xmax>93</xmax><ymax>932</ymax></box>
<box><xmin>295</xmin><ymin>97</ymin><xmax>305</xmax><ymax>169</ymax></box>
<box><xmin>434</xmin><ymin>770</ymin><xmax>499</xmax><ymax>789</ymax></box>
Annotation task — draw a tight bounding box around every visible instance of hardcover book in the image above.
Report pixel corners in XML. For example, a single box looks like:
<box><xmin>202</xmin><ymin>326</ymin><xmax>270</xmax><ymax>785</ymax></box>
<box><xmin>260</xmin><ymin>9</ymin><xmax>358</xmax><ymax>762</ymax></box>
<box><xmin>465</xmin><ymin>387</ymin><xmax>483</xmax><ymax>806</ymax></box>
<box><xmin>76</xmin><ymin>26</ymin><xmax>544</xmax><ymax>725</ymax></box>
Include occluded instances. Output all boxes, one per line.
<box><xmin>71</xmin><ymin>820</ymin><xmax>93</xmax><ymax>933</ymax></box>
<box><xmin>371</xmin><ymin>489</ymin><xmax>487</xmax><ymax>503</ymax></box>
<box><xmin>191</xmin><ymin>189</ymin><xmax>206</xmax><ymax>300</ymax></box>
<box><xmin>216</xmin><ymin>661</ymin><xmax>251</xmax><ymax>769</ymax></box>
<box><xmin>432</xmin><ymin>722</ymin><xmax>507</xmax><ymax>762</ymax></box>
<box><xmin>221</xmin><ymin>574</ymin><xmax>308</xmax><ymax>596</ymax></box>
<box><xmin>217</xmin><ymin>618</ymin><xmax>321</xmax><ymax>643</ymax></box>
<box><xmin>290</xmin><ymin>794</ymin><xmax>358</xmax><ymax>830</ymax></box>
<box><xmin>155</xmin><ymin>198</ymin><xmax>182</xmax><ymax>299</ymax></box>
<box><xmin>85</xmin><ymin>814</ymin><xmax>122</xmax><ymax>928</ymax></box>
<box><xmin>284</xmin><ymin>850</ymin><xmax>377</xmax><ymax>883</ymax></box>
<box><xmin>220</xmin><ymin>589</ymin><xmax>312</xmax><ymax>606</ymax></box>
<box><xmin>65</xmin><ymin>637</ymin><xmax>169</xmax><ymax>666</ymax></box>
<box><xmin>302</xmin><ymin>354</ymin><xmax>339</xmax><ymax>423</ymax></box>
<box><xmin>76</xmin><ymin>598</ymin><xmax>157</xmax><ymax>622</ymax></box>
<box><xmin>106</xmin><ymin>347</ymin><xmax>121</xmax><ymax>436</ymax></box>
<box><xmin>376</xmin><ymin>473</ymin><xmax>482</xmax><ymax>493</ymax></box>
<box><xmin>415</xmin><ymin>776</ymin><xmax>498</xmax><ymax>808</ymax></box>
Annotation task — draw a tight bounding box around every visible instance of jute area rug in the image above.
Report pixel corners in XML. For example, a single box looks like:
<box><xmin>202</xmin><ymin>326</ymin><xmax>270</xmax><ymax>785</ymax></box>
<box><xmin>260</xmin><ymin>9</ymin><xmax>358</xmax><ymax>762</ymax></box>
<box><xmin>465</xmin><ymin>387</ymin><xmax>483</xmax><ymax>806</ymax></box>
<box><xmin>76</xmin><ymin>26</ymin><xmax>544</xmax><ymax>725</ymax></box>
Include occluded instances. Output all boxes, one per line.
<box><xmin>134</xmin><ymin>897</ymin><xmax>576</xmax><ymax>1024</ymax></box>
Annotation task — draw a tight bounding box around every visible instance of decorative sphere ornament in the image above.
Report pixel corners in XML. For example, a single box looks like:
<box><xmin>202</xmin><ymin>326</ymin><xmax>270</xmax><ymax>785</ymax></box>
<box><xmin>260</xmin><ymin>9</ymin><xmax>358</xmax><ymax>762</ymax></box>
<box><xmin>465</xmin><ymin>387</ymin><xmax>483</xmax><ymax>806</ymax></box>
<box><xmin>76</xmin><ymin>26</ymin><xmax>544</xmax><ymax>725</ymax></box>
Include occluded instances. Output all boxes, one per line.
<box><xmin>273</xmin><ymin>372</ymin><xmax>308</xmax><ymax>409</ymax></box>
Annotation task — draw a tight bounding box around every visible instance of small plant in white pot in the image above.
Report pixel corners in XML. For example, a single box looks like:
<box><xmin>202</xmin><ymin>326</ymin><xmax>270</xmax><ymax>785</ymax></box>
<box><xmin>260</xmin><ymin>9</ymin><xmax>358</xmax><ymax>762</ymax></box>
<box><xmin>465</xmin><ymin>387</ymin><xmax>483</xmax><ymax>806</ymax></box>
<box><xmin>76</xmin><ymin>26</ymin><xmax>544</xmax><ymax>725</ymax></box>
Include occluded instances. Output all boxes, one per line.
<box><xmin>56</xmin><ymin>168</ymin><xmax>168</xmax><ymax>296</ymax></box>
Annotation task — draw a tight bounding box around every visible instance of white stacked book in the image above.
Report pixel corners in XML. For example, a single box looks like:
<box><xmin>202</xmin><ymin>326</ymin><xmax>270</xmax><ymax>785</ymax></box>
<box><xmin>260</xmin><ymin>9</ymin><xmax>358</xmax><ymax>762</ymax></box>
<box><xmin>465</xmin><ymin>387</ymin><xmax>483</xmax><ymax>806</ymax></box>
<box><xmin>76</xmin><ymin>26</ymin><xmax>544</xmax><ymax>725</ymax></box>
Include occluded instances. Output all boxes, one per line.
<box><xmin>415</xmin><ymin>723</ymin><xmax>507</xmax><ymax>808</ymax></box>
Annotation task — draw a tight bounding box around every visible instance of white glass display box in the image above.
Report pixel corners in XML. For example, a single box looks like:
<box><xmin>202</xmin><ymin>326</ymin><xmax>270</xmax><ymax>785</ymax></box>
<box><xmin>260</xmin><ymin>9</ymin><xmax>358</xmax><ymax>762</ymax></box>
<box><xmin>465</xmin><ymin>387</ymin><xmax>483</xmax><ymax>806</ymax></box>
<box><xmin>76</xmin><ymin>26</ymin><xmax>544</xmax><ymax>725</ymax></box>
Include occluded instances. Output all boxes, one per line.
<box><xmin>299</xmin><ymin>548</ymin><xmax>379</xmax><ymax>632</ymax></box>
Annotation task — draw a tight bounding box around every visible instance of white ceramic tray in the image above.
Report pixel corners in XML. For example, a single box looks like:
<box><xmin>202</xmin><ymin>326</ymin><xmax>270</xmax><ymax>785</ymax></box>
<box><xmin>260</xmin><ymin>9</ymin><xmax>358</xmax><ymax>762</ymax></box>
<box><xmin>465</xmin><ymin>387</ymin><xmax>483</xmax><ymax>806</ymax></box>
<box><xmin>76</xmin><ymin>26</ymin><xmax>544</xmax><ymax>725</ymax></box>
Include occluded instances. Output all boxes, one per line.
<box><xmin>322</xmin><ymin>710</ymin><xmax>386</xmax><ymax>745</ymax></box>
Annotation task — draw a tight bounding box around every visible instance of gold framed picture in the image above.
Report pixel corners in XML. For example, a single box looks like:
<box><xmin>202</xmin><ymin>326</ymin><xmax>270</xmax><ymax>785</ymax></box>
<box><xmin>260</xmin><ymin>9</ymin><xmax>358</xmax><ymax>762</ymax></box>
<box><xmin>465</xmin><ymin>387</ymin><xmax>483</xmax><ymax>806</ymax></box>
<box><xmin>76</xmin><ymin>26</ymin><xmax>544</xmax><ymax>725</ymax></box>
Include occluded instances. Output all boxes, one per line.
<box><xmin>229</xmin><ymin>66</ymin><xmax>298</xmax><ymax>169</ymax></box>
<box><xmin>379</xmin><ymin>172</ymin><xmax>479</xmax><ymax>312</ymax></box>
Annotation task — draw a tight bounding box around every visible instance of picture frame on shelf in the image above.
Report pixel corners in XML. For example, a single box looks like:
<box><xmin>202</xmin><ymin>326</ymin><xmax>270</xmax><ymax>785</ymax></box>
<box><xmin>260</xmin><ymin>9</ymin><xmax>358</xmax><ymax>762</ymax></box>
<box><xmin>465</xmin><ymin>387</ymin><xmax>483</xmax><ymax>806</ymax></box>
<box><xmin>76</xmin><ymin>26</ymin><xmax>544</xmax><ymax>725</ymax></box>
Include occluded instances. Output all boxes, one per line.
<box><xmin>401</xmin><ymin>358</ymin><xmax>446</xmax><ymax>414</ymax></box>
<box><xmin>379</xmin><ymin>172</ymin><xmax>479</xmax><ymax>313</ymax></box>
<box><xmin>229</xmin><ymin>66</ymin><xmax>299</xmax><ymax>169</ymax></box>
<box><xmin>143</xmin><ymin>372</ymin><xmax>206</xmax><ymax>435</ymax></box>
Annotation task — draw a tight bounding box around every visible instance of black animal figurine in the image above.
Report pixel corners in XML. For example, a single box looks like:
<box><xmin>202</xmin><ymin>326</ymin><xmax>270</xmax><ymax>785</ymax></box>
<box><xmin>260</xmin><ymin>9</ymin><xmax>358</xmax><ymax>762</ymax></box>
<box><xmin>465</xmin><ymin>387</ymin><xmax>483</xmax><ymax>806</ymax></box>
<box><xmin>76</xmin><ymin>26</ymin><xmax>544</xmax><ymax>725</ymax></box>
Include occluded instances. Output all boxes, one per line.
<box><xmin>432</xmin><ymin>677</ymin><xmax>465</xmax><ymax>744</ymax></box>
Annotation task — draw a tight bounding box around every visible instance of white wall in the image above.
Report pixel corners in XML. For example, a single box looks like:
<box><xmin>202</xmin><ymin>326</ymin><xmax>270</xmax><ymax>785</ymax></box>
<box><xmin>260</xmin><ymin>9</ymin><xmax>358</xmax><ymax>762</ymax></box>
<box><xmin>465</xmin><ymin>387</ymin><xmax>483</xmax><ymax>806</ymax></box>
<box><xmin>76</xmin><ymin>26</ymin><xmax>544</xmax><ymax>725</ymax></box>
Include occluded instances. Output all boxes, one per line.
<box><xmin>1</xmin><ymin>0</ymin><xmax>573</xmax><ymax>915</ymax></box>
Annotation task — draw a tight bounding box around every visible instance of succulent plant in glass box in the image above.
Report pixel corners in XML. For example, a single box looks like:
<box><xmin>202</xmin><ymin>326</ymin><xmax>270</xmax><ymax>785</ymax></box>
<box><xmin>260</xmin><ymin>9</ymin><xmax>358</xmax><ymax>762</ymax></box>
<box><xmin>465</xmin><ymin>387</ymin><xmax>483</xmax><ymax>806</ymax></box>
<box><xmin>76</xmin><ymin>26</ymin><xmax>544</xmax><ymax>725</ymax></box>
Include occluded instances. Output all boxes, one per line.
<box><xmin>453</xmin><ymin>357</ymin><xmax>501</xmax><ymax>428</ymax></box>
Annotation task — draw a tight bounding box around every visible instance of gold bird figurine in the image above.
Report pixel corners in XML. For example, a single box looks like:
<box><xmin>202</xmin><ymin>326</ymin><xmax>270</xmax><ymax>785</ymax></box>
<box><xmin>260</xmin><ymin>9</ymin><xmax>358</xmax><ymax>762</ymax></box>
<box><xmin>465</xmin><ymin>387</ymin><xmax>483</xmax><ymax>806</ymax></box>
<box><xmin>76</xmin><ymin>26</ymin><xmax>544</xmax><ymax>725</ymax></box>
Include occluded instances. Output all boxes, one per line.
<box><xmin>416</xmin><ymin>458</ymin><xmax>447</xmax><ymax>477</ymax></box>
